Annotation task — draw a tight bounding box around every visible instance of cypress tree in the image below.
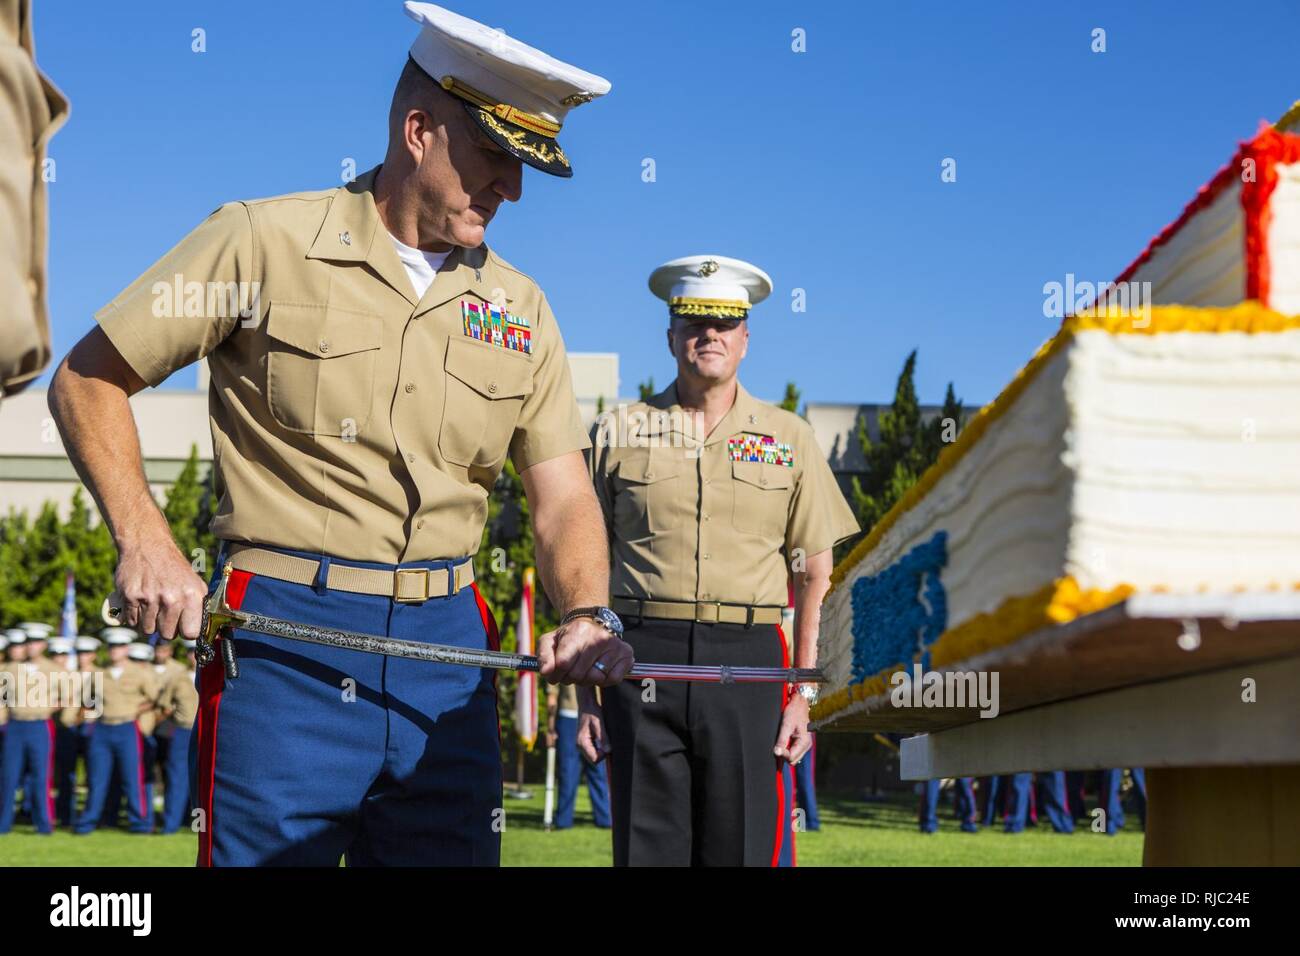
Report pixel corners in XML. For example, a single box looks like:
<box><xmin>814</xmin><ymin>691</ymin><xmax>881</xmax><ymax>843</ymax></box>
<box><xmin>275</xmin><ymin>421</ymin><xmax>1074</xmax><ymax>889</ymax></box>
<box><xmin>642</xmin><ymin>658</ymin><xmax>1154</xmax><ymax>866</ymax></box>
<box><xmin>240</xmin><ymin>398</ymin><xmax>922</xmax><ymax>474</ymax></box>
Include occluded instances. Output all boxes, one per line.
<box><xmin>779</xmin><ymin>382</ymin><xmax>801</xmax><ymax>414</ymax></box>
<box><xmin>850</xmin><ymin>351</ymin><xmax>965</xmax><ymax>539</ymax></box>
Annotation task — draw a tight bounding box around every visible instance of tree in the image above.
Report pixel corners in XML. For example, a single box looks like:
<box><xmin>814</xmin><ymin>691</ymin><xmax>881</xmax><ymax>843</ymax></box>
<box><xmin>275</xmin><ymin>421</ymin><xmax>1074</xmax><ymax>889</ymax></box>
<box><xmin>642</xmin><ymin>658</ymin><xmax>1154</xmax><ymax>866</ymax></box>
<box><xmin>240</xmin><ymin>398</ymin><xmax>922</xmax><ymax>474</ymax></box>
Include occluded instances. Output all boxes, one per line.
<box><xmin>163</xmin><ymin>446</ymin><xmax>202</xmax><ymax>558</ymax></box>
<box><xmin>919</xmin><ymin>382</ymin><xmax>965</xmax><ymax>464</ymax></box>
<box><xmin>163</xmin><ymin>444</ymin><xmax>213</xmax><ymax>572</ymax></box>
<box><xmin>638</xmin><ymin>377</ymin><xmax>655</xmax><ymax>401</ymax></box>
<box><xmin>0</xmin><ymin>510</ymin><xmax>32</xmax><ymax>620</ymax></box>
<box><xmin>848</xmin><ymin>351</ymin><xmax>964</xmax><ymax>543</ymax></box>
<box><xmin>14</xmin><ymin>501</ymin><xmax>67</xmax><ymax>624</ymax></box>
<box><xmin>62</xmin><ymin>488</ymin><xmax>117</xmax><ymax>630</ymax></box>
<box><xmin>779</xmin><ymin>382</ymin><xmax>801</xmax><ymax>414</ymax></box>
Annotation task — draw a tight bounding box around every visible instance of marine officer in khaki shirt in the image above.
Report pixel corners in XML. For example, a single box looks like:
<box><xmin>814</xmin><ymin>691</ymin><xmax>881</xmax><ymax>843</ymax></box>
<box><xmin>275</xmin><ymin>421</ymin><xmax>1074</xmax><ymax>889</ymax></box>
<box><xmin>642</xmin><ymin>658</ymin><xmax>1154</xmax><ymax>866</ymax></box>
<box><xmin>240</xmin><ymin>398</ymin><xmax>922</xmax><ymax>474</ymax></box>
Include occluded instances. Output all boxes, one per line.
<box><xmin>584</xmin><ymin>255</ymin><xmax>860</xmax><ymax>866</ymax></box>
<box><xmin>73</xmin><ymin>630</ymin><xmax>158</xmax><ymax>834</ymax></box>
<box><xmin>0</xmin><ymin>628</ymin><xmax>61</xmax><ymax>833</ymax></box>
<box><xmin>46</xmin><ymin>3</ymin><xmax>632</xmax><ymax>865</ymax></box>
<box><xmin>0</xmin><ymin>0</ymin><xmax>68</xmax><ymax>397</ymax></box>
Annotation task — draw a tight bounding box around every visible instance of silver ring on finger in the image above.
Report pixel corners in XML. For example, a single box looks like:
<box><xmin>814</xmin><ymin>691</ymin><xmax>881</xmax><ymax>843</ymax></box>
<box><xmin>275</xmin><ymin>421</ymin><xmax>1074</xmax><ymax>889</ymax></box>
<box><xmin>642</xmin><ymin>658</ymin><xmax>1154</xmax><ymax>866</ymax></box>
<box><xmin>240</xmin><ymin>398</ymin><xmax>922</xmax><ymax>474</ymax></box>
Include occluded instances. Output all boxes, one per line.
<box><xmin>594</xmin><ymin>660</ymin><xmax>607</xmax><ymax>672</ymax></box>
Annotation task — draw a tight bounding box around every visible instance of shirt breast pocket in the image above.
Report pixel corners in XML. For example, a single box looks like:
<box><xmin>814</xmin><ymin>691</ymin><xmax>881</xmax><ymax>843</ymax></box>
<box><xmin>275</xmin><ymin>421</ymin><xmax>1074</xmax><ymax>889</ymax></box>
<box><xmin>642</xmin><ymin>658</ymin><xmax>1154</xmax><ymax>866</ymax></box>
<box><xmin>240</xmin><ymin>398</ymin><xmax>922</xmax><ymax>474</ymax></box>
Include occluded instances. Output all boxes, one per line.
<box><xmin>612</xmin><ymin>452</ymin><xmax>684</xmax><ymax>542</ymax></box>
<box><xmin>265</xmin><ymin>303</ymin><xmax>383</xmax><ymax>437</ymax></box>
<box><xmin>731</xmin><ymin>460</ymin><xmax>793</xmax><ymax>538</ymax></box>
<box><xmin>439</xmin><ymin>337</ymin><xmax>535</xmax><ymax>469</ymax></box>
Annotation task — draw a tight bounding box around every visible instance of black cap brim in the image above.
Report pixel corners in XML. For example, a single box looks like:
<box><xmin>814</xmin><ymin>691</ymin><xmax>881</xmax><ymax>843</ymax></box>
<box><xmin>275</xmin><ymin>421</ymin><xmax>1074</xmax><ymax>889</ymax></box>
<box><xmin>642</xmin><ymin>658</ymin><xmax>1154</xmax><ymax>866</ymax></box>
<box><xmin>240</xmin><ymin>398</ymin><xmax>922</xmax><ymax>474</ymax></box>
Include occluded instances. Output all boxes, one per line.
<box><xmin>462</xmin><ymin>101</ymin><xmax>573</xmax><ymax>178</ymax></box>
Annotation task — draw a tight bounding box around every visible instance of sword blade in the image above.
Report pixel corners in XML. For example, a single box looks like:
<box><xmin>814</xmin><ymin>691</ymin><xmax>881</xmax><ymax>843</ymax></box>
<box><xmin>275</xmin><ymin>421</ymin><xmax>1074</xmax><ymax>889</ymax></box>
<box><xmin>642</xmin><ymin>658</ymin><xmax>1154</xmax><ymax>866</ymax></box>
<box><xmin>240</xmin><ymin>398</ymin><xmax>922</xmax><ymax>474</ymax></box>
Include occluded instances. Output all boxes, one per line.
<box><xmin>232</xmin><ymin>609</ymin><xmax>537</xmax><ymax>671</ymax></box>
<box><xmin>218</xmin><ymin>607</ymin><xmax>825</xmax><ymax>683</ymax></box>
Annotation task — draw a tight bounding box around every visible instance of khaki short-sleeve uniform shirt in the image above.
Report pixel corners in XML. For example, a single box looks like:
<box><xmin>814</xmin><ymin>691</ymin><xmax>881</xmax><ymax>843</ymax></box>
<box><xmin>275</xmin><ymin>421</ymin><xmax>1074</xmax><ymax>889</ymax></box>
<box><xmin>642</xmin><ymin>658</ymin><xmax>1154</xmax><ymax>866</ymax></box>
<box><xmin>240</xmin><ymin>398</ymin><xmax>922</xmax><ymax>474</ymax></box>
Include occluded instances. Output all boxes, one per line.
<box><xmin>157</xmin><ymin>663</ymin><xmax>199</xmax><ymax>730</ymax></box>
<box><xmin>96</xmin><ymin>167</ymin><xmax>589</xmax><ymax>562</ymax></box>
<box><xmin>0</xmin><ymin>656</ymin><xmax>62</xmax><ymax>720</ymax></box>
<box><xmin>588</xmin><ymin>380</ymin><xmax>859</xmax><ymax>608</ymax></box>
<box><xmin>97</xmin><ymin>661</ymin><xmax>160</xmax><ymax>726</ymax></box>
<box><xmin>0</xmin><ymin>0</ymin><xmax>69</xmax><ymax>395</ymax></box>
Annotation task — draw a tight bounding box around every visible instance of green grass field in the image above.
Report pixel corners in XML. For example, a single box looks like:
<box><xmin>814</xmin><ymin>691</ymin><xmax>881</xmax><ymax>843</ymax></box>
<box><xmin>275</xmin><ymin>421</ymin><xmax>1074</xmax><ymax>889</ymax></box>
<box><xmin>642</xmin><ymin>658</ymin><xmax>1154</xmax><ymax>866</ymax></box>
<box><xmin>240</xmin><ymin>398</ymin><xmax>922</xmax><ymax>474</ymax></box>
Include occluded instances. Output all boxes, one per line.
<box><xmin>0</xmin><ymin>790</ymin><xmax>1142</xmax><ymax>866</ymax></box>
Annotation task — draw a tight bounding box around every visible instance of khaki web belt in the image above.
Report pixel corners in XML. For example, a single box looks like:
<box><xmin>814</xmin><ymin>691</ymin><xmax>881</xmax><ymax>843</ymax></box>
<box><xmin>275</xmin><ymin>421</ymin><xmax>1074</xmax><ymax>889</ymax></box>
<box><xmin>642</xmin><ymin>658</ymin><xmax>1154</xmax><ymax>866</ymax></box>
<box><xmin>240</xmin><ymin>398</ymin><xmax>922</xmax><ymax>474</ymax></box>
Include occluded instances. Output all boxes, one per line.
<box><xmin>611</xmin><ymin>597</ymin><xmax>784</xmax><ymax>627</ymax></box>
<box><xmin>225</xmin><ymin>545</ymin><xmax>474</xmax><ymax>603</ymax></box>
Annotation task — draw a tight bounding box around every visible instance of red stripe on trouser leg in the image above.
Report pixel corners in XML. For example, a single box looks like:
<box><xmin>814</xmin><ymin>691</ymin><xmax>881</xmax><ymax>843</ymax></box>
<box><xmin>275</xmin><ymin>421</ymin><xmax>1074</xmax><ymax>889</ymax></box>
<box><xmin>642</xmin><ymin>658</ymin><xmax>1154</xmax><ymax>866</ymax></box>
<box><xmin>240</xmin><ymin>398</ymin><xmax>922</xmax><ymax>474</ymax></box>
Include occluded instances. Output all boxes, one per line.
<box><xmin>45</xmin><ymin>720</ymin><xmax>55</xmax><ymax>829</ymax></box>
<box><xmin>470</xmin><ymin>582</ymin><xmax>505</xmax><ymax>776</ymax></box>
<box><xmin>195</xmin><ymin>568</ymin><xmax>253</xmax><ymax>867</ymax></box>
<box><xmin>772</xmin><ymin>624</ymin><xmax>793</xmax><ymax>867</ymax></box>
<box><xmin>135</xmin><ymin>725</ymin><xmax>150</xmax><ymax>831</ymax></box>
<box><xmin>470</xmin><ymin>582</ymin><xmax>500</xmax><ymax>652</ymax></box>
<box><xmin>770</xmin><ymin>769</ymin><xmax>785</xmax><ymax>867</ymax></box>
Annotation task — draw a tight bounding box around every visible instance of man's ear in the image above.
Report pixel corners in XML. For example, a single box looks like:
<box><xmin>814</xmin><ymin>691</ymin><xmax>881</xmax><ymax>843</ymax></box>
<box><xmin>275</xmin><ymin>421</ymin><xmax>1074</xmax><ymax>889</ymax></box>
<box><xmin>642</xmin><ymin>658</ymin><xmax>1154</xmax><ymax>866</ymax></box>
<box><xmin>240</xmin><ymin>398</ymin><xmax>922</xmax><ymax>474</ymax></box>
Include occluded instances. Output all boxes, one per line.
<box><xmin>739</xmin><ymin>322</ymin><xmax>749</xmax><ymax>360</ymax></box>
<box><xmin>666</xmin><ymin>324</ymin><xmax>675</xmax><ymax>358</ymax></box>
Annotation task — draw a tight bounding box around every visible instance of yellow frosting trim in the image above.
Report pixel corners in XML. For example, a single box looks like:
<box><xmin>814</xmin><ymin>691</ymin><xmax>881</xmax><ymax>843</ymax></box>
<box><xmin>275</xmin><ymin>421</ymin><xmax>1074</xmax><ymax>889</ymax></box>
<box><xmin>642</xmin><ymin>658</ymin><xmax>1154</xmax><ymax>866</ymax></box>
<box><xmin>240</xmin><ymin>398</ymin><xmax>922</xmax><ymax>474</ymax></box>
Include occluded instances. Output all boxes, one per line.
<box><xmin>1277</xmin><ymin>99</ymin><xmax>1300</xmax><ymax>133</ymax></box>
<box><xmin>828</xmin><ymin>302</ymin><xmax>1300</xmax><ymax>593</ymax></box>
<box><xmin>810</xmin><ymin>576</ymin><xmax>1134</xmax><ymax>723</ymax></box>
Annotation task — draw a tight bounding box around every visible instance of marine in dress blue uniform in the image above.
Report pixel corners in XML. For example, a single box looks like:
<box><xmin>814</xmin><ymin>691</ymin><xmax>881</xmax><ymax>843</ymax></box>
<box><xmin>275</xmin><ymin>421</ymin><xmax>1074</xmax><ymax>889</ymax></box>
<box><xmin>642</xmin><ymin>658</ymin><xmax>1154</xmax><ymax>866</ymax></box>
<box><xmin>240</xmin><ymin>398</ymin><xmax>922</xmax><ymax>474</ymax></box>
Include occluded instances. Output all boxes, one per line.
<box><xmin>75</xmin><ymin>2</ymin><xmax>617</xmax><ymax>866</ymax></box>
<box><xmin>1004</xmin><ymin>771</ymin><xmax>1073</xmax><ymax>834</ymax></box>
<box><xmin>1100</xmin><ymin>767</ymin><xmax>1147</xmax><ymax>834</ymax></box>
<box><xmin>0</xmin><ymin>627</ymin><xmax>58</xmax><ymax>834</ymax></box>
<box><xmin>547</xmin><ymin>682</ymin><xmax>610</xmax><ymax>829</ymax></box>
<box><xmin>74</xmin><ymin>629</ymin><xmax>158</xmax><ymax>835</ymax></box>
<box><xmin>919</xmin><ymin>777</ymin><xmax>978</xmax><ymax>833</ymax></box>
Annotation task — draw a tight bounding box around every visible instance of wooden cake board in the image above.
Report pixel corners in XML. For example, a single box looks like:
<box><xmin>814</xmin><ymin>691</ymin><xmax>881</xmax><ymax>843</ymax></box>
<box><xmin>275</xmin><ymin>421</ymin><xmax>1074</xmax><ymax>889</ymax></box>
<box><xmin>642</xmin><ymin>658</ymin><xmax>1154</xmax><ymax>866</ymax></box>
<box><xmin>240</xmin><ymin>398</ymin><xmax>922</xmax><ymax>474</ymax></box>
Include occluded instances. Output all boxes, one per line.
<box><xmin>828</xmin><ymin>593</ymin><xmax>1300</xmax><ymax>865</ymax></box>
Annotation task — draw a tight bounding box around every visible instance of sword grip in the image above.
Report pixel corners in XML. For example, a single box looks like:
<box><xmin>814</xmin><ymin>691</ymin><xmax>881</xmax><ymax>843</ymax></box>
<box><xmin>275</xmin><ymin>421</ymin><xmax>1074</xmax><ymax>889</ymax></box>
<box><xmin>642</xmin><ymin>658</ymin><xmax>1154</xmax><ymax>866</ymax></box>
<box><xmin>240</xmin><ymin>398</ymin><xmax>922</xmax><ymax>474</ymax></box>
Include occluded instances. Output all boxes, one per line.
<box><xmin>102</xmin><ymin>593</ymin><xmax>126</xmax><ymax>627</ymax></box>
<box><xmin>221</xmin><ymin>631</ymin><xmax>239</xmax><ymax>680</ymax></box>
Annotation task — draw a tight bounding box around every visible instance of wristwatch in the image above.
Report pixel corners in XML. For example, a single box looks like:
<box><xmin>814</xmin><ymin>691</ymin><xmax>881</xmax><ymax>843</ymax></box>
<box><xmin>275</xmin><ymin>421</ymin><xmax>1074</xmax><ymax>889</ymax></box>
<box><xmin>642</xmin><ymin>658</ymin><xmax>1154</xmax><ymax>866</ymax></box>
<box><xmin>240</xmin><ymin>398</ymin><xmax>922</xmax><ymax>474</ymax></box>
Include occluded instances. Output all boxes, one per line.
<box><xmin>795</xmin><ymin>682</ymin><xmax>819</xmax><ymax>704</ymax></box>
<box><xmin>560</xmin><ymin>606</ymin><xmax>624</xmax><ymax>638</ymax></box>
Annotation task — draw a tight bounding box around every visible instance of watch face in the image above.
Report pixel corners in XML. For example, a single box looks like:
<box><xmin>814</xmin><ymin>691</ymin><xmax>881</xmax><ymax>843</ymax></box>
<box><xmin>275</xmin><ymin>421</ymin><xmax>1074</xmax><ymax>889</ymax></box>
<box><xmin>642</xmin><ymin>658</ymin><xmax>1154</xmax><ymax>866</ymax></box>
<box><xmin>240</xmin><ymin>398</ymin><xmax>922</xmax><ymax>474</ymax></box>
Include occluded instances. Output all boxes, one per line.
<box><xmin>596</xmin><ymin>607</ymin><xmax>624</xmax><ymax>636</ymax></box>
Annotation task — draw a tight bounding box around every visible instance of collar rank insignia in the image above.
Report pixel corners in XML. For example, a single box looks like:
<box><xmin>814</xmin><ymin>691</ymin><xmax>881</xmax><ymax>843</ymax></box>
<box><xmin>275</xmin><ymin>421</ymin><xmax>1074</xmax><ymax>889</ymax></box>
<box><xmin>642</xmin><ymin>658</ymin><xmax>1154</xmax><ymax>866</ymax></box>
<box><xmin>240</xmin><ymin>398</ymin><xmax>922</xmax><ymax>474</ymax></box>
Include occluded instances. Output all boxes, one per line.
<box><xmin>461</xmin><ymin>299</ymin><xmax>532</xmax><ymax>355</ymax></box>
<box><xmin>728</xmin><ymin>433</ymin><xmax>795</xmax><ymax>467</ymax></box>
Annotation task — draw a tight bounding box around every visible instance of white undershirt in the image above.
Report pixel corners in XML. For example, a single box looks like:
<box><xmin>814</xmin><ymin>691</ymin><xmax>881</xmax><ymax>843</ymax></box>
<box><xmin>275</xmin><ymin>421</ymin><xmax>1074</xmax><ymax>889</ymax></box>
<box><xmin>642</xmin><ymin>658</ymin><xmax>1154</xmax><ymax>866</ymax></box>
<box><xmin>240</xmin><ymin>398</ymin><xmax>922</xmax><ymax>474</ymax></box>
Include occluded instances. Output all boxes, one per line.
<box><xmin>387</xmin><ymin>232</ymin><xmax>452</xmax><ymax>300</ymax></box>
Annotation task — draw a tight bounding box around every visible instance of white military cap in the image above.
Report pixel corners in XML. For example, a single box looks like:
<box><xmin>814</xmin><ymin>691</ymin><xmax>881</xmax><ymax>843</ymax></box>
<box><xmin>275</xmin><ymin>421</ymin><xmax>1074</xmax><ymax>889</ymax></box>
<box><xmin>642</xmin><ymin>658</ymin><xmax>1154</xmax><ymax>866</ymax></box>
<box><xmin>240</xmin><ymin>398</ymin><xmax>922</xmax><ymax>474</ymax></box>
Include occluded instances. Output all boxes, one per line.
<box><xmin>0</xmin><ymin>636</ymin><xmax>7</xmax><ymax>651</ymax></box>
<box><xmin>19</xmin><ymin>621</ymin><xmax>54</xmax><ymax>639</ymax></box>
<box><xmin>75</xmin><ymin>636</ymin><xmax>102</xmax><ymax>653</ymax></box>
<box><xmin>181</xmin><ymin>639</ymin><xmax>198</xmax><ymax>650</ymax></box>
<box><xmin>4</xmin><ymin>627</ymin><xmax>26</xmax><ymax>642</ymax></box>
<box><xmin>49</xmin><ymin>638</ymin><xmax>74</xmax><ymax>655</ymax></box>
<box><xmin>127</xmin><ymin>643</ymin><xmax>154</xmax><ymax>662</ymax></box>
<box><xmin>101</xmin><ymin>627</ymin><xmax>137</xmax><ymax>646</ymax></box>
<box><xmin>404</xmin><ymin>1</ymin><xmax>611</xmax><ymax>178</ymax></box>
<box><xmin>649</xmin><ymin>255</ymin><xmax>774</xmax><ymax>321</ymax></box>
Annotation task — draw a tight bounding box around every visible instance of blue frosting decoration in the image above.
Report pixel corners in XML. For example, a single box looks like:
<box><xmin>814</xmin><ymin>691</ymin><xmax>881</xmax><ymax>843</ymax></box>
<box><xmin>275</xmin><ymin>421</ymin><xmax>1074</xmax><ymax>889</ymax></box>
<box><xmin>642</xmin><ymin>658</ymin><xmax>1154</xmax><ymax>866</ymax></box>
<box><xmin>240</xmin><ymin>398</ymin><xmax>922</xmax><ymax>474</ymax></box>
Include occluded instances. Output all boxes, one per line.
<box><xmin>849</xmin><ymin>531</ymin><xmax>949</xmax><ymax>685</ymax></box>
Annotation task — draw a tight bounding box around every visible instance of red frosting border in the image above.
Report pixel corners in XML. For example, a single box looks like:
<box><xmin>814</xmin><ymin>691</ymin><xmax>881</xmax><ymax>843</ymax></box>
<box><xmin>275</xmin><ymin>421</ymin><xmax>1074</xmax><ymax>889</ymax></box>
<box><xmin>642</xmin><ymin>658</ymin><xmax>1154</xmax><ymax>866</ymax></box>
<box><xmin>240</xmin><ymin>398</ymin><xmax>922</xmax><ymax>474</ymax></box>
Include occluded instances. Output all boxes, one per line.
<box><xmin>1114</xmin><ymin>124</ymin><xmax>1300</xmax><ymax>308</ymax></box>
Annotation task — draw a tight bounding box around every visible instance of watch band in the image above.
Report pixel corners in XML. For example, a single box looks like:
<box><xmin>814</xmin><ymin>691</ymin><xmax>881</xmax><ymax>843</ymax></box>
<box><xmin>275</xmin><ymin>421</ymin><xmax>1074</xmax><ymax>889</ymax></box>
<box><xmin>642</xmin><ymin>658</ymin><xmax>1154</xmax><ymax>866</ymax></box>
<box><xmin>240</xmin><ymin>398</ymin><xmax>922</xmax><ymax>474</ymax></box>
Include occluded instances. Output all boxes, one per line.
<box><xmin>561</xmin><ymin>606</ymin><xmax>606</xmax><ymax>626</ymax></box>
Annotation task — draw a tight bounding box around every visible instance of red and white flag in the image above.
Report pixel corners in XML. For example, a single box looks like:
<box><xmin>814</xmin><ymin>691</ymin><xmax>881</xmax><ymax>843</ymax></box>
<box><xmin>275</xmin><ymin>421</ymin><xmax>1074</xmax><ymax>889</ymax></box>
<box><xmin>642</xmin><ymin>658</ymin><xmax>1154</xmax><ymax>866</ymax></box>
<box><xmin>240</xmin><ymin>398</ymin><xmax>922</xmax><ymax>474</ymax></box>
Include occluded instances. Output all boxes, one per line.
<box><xmin>515</xmin><ymin>567</ymin><xmax>538</xmax><ymax>751</ymax></box>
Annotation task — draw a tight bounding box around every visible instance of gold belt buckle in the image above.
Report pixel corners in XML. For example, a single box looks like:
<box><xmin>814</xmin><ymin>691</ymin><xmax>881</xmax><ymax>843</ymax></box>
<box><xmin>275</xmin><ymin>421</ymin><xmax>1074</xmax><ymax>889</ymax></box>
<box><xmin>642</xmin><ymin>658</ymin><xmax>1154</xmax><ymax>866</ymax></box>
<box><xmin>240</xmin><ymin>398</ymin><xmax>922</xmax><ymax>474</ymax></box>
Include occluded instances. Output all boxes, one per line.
<box><xmin>695</xmin><ymin>601</ymin><xmax>722</xmax><ymax>624</ymax></box>
<box><xmin>394</xmin><ymin>568</ymin><xmax>430</xmax><ymax>603</ymax></box>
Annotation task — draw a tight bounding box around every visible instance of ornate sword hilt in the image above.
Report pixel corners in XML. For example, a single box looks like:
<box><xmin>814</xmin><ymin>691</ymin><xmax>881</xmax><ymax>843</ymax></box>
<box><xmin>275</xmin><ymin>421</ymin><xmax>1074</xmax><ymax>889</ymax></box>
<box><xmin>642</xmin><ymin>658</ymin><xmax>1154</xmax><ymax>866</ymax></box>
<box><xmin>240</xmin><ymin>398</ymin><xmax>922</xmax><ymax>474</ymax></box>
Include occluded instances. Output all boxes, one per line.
<box><xmin>198</xmin><ymin>563</ymin><xmax>240</xmax><ymax>679</ymax></box>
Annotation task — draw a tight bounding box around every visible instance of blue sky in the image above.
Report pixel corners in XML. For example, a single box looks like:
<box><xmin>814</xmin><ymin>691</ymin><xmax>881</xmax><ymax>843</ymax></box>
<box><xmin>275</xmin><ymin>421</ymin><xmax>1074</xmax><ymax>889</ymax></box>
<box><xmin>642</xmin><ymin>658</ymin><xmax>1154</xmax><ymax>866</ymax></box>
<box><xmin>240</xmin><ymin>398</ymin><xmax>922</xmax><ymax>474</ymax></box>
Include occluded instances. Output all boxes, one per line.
<box><xmin>34</xmin><ymin>0</ymin><xmax>1299</xmax><ymax>405</ymax></box>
